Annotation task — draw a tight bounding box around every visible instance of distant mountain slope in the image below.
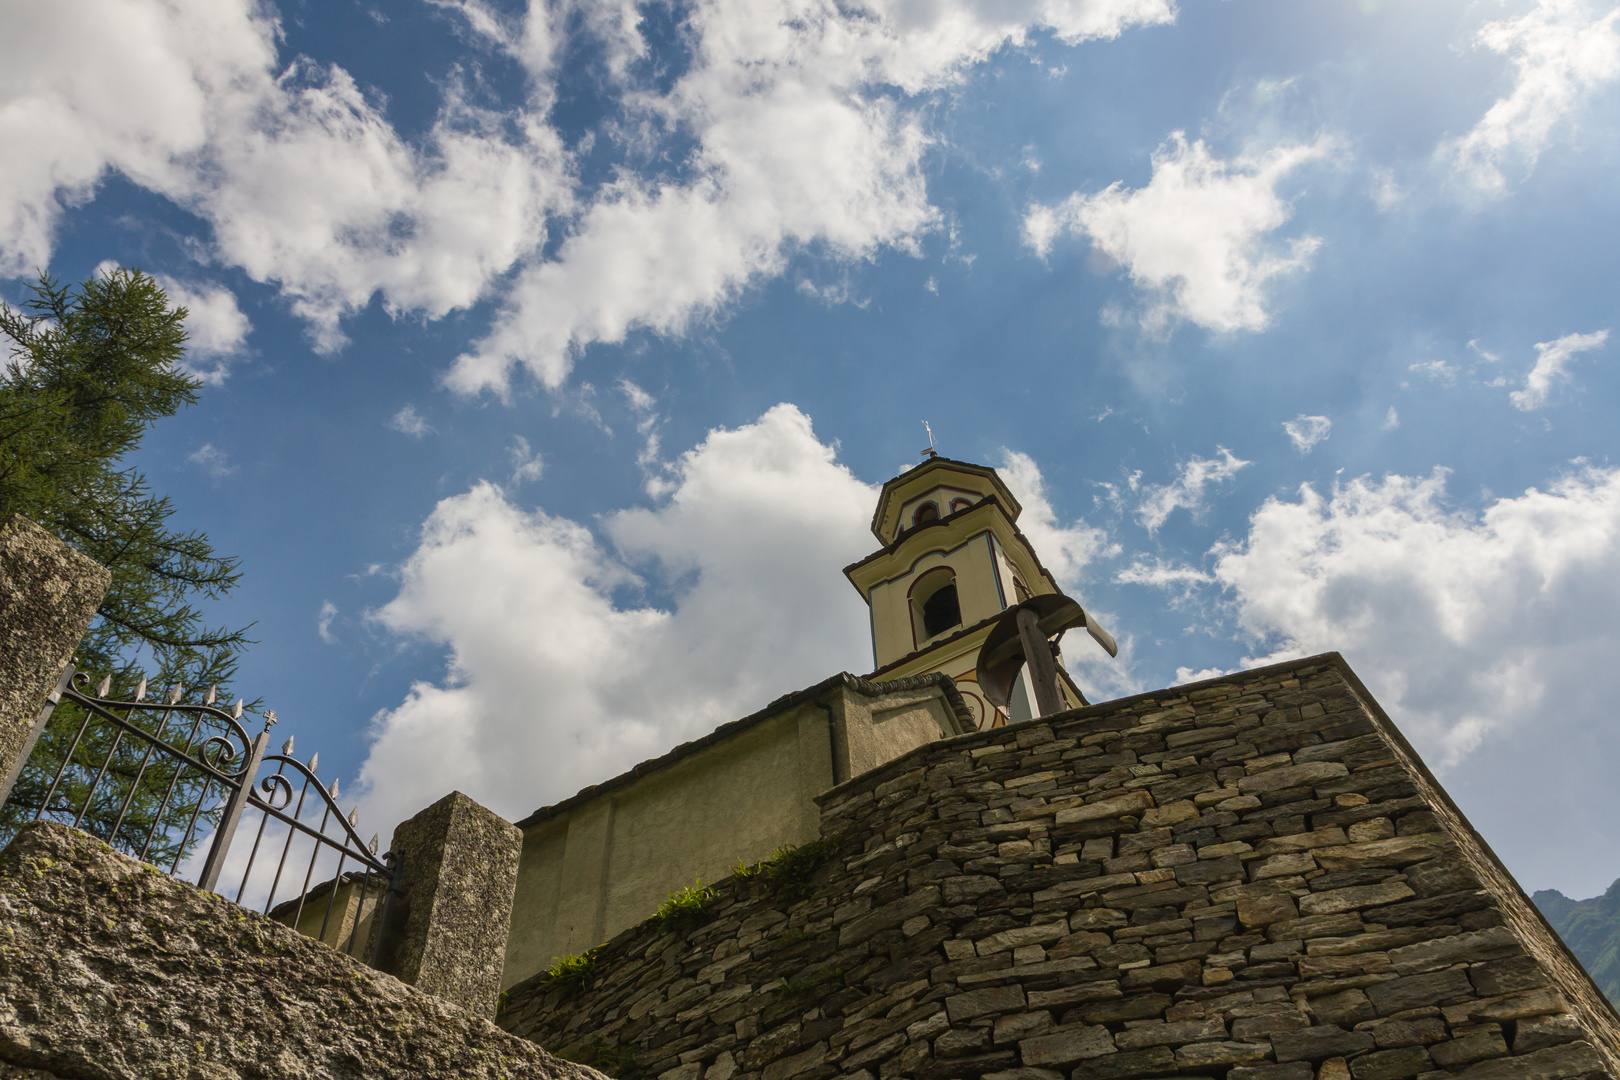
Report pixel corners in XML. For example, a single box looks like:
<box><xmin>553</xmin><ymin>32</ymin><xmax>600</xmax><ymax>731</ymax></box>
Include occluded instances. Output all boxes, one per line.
<box><xmin>1534</xmin><ymin>880</ymin><xmax>1620</xmax><ymax>1008</ymax></box>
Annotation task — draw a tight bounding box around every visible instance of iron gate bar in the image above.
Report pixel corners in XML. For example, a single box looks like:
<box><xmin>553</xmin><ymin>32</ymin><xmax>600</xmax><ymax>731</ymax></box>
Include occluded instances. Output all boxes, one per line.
<box><xmin>261</xmin><ymin>756</ymin><xmax>317</xmax><ymax>913</ymax></box>
<box><xmin>0</xmin><ymin>664</ymin><xmax>75</xmax><ymax>806</ymax></box>
<box><xmin>234</xmin><ymin>747</ymin><xmax>291</xmax><ymax>904</ymax></box>
<box><xmin>139</xmin><ymin>705</ymin><xmax>215</xmax><ymax>863</ymax></box>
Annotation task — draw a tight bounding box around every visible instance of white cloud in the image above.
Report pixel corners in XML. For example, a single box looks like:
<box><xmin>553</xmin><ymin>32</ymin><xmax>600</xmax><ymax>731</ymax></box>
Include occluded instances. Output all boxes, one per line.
<box><xmin>1137</xmin><ymin>447</ymin><xmax>1250</xmax><ymax>532</ymax></box>
<box><xmin>1450</xmin><ymin>0</ymin><xmax>1620</xmax><ymax>193</ymax></box>
<box><xmin>1283</xmin><ymin>414</ymin><xmax>1331</xmax><ymax>454</ymax></box>
<box><xmin>1192</xmin><ymin>465</ymin><xmax>1620</xmax><ymax>893</ymax></box>
<box><xmin>1</xmin><ymin>0</ymin><xmax>568</xmax><ymax>350</ymax></box>
<box><xmin>5</xmin><ymin>0</ymin><xmax>1175</xmax><ymax>379</ymax></box>
<box><xmin>317</xmin><ymin>600</ymin><xmax>338</xmax><ymax>644</ymax></box>
<box><xmin>147</xmin><ymin>274</ymin><xmax>251</xmax><ymax>384</ymax></box>
<box><xmin>507</xmin><ymin>435</ymin><xmax>544</xmax><ymax>486</ymax></box>
<box><xmin>1023</xmin><ymin>132</ymin><xmax>1334</xmax><ymax>333</ymax></box>
<box><xmin>1409</xmin><ymin>358</ymin><xmax>1460</xmax><ymax>383</ymax></box>
<box><xmin>619</xmin><ymin>379</ymin><xmax>664</xmax><ymax>480</ymax></box>
<box><xmin>995</xmin><ymin>449</ymin><xmax>1118</xmax><ymax>589</ymax></box>
<box><xmin>444</xmin><ymin>0</ymin><xmax>1177</xmax><ymax>393</ymax></box>
<box><xmin>1510</xmin><ymin>328</ymin><xmax>1608</xmax><ymax>409</ymax></box>
<box><xmin>187</xmin><ymin>443</ymin><xmax>235</xmax><ymax>478</ymax></box>
<box><xmin>388</xmin><ymin>405</ymin><xmax>434</xmax><ymax>438</ymax></box>
<box><xmin>1384</xmin><ymin>406</ymin><xmax>1400</xmax><ymax>430</ymax></box>
<box><xmin>354</xmin><ymin>404</ymin><xmax>880</xmax><ymax>830</ymax></box>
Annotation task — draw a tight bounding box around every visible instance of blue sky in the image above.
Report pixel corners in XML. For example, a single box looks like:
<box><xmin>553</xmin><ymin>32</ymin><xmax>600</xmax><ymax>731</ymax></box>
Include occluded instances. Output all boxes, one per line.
<box><xmin>8</xmin><ymin>0</ymin><xmax>1620</xmax><ymax>896</ymax></box>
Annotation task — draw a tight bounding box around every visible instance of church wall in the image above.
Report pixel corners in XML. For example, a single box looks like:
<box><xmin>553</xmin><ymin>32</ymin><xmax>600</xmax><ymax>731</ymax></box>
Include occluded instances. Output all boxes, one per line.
<box><xmin>502</xmin><ymin>681</ymin><xmax>968</xmax><ymax>991</ymax></box>
<box><xmin>499</xmin><ymin>654</ymin><xmax>1620</xmax><ymax>1080</ymax></box>
<box><xmin>503</xmin><ymin>703</ymin><xmax>832</xmax><ymax>989</ymax></box>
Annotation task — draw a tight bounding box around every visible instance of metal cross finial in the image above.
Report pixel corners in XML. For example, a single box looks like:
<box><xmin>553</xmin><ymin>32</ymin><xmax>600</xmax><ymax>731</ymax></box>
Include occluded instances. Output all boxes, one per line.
<box><xmin>921</xmin><ymin>420</ymin><xmax>937</xmax><ymax>460</ymax></box>
<box><xmin>262</xmin><ymin>709</ymin><xmax>279</xmax><ymax>732</ymax></box>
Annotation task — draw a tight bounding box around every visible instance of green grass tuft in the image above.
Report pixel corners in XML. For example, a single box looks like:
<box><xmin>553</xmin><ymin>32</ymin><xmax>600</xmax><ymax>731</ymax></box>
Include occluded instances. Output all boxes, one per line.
<box><xmin>733</xmin><ymin>839</ymin><xmax>834</xmax><ymax>902</ymax></box>
<box><xmin>544</xmin><ymin>947</ymin><xmax>601</xmax><ymax>990</ymax></box>
<box><xmin>655</xmin><ymin>879</ymin><xmax>716</xmax><ymax>923</ymax></box>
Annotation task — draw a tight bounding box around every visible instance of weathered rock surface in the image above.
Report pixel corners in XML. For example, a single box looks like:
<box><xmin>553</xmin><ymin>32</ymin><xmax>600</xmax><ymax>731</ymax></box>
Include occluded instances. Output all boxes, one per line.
<box><xmin>0</xmin><ymin>515</ymin><xmax>110</xmax><ymax>792</ymax></box>
<box><xmin>500</xmin><ymin>655</ymin><xmax>1620</xmax><ymax>1080</ymax></box>
<box><xmin>0</xmin><ymin>820</ymin><xmax>605</xmax><ymax>1080</ymax></box>
<box><xmin>377</xmin><ymin>790</ymin><xmax>522</xmax><ymax>1018</ymax></box>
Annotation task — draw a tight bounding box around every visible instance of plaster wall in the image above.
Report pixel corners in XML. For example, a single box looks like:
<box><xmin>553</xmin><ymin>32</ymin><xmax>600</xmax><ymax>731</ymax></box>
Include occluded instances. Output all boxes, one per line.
<box><xmin>503</xmin><ymin>681</ymin><xmax>967</xmax><ymax>990</ymax></box>
<box><xmin>275</xmin><ymin>876</ymin><xmax>382</xmax><ymax>953</ymax></box>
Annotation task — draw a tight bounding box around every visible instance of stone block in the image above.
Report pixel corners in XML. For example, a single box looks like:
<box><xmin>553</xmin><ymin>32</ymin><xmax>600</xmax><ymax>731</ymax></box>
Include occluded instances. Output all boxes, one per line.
<box><xmin>946</xmin><ymin>985</ymin><xmax>1027</xmax><ymax>1023</ymax></box>
<box><xmin>1070</xmin><ymin>1047</ymin><xmax>1175</xmax><ymax>1080</ymax></box>
<box><xmin>1452</xmin><ymin>1041</ymin><xmax>1605</xmax><ymax>1080</ymax></box>
<box><xmin>1442</xmin><ymin>988</ymin><xmax>1566</xmax><ymax>1024</ymax></box>
<box><xmin>1366</xmin><ymin>969</ymin><xmax>1475</xmax><ymax>1016</ymax></box>
<box><xmin>1271</xmin><ymin>1026</ymin><xmax>1377</xmax><ymax>1062</ymax></box>
<box><xmin>1176</xmin><ymin>1041</ymin><xmax>1272</xmax><ymax>1068</ymax></box>
<box><xmin>937</xmin><ymin>1028</ymin><xmax>993</xmax><ymax>1058</ymax></box>
<box><xmin>1313</xmin><ymin>836</ymin><xmax>1453</xmax><ymax>872</ymax></box>
<box><xmin>761</xmin><ymin>1041</ymin><xmax>826</xmax><ymax>1080</ymax></box>
<box><xmin>1077</xmin><ymin>993</ymin><xmax>1171</xmax><ymax>1023</ymax></box>
<box><xmin>0</xmin><ymin>516</ymin><xmax>111</xmax><ymax>803</ymax></box>
<box><xmin>1114</xmin><ymin>1015</ymin><xmax>1226</xmax><ymax>1048</ymax></box>
<box><xmin>1239</xmin><ymin>893</ymin><xmax>1300</xmax><ymax>927</ymax></box>
<box><xmin>1367</xmin><ymin>1017</ymin><xmax>1446</xmax><ymax>1048</ymax></box>
<box><xmin>1055</xmin><ymin>792</ymin><xmax>1154</xmax><ymax>826</ymax></box>
<box><xmin>1386</xmin><ymin>927</ymin><xmax>1519</xmax><ymax>975</ymax></box>
<box><xmin>1299</xmin><ymin>883</ymin><xmax>1416</xmax><ymax>917</ymax></box>
<box><xmin>1230</xmin><ymin>1063</ymin><xmax>1313</xmax><ymax>1080</ymax></box>
<box><xmin>1018</xmin><ymin>1024</ymin><xmax>1115</xmax><ymax>1065</ymax></box>
<box><xmin>1141</xmin><ymin>801</ymin><xmax>1200</xmax><ymax>827</ymax></box>
<box><xmin>1239</xmin><ymin>762</ymin><xmax>1349</xmax><ymax>793</ymax></box>
<box><xmin>1469</xmin><ymin>956</ymin><xmax>1551</xmax><ymax>997</ymax></box>
<box><xmin>1121</xmin><ymin>959</ymin><xmax>1202</xmax><ymax>991</ymax></box>
<box><xmin>839</xmin><ymin>886</ymin><xmax>940</xmax><ymax>946</ymax></box>
<box><xmin>993</xmin><ymin>1011</ymin><xmax>1052</xmax><ymax>1045</ymax></box>
<box><xmin>1429</xmin><ymin>1030</ymin><xmax>1510</xmax><ymax>1068</ymax></box>
<box><xmin>1348</xmin><ymin>1046</ymin><xmax>1431</xmax><ymax>1080</ymax></box>
<box><xmin>379</xmin><ymin>791</ymin><xmax>522</xmax><ymax>1017</ymax></box>
<box><xmin>1513</xmin><ymin>1014</ymin><xmax>1583</xmax><ymax>1054</ymax></box>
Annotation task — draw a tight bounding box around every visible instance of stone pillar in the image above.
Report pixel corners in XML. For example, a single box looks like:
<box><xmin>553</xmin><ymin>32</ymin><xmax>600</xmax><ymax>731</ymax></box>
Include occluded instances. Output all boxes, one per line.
<box><xmin>0</xmin><ymin>516</ymin><xmax>111</xmax><ymax>805</ymax></box>
<box><xmin>376</xmin><ymin>790</ymin><xmax>521</xmax><ymax>1018</ymax></box>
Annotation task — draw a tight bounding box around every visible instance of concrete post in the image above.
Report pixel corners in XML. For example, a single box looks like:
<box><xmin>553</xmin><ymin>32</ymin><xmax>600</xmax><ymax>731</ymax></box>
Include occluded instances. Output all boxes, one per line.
<box><xmin>0</xmin><ymin>516</ymin><xmax>111</xmax><ymax>803</ymax></box>
<box><xmin>375</xmin><ymin>790</ymin><xmax>522</xmax><ymax>1017</ymax></box>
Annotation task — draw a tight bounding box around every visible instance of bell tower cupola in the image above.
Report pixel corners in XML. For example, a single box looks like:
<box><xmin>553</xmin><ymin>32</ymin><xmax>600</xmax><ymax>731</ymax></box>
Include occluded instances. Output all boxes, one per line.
<box><xmin>844</xmin><ymin>456</ymin><xmax>1105</xmax><ymax>729</ymax></box>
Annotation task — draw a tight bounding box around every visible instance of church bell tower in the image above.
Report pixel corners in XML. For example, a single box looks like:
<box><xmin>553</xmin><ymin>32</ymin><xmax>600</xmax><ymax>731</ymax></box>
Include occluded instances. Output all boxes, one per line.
<box><xmin>843</xmin><ymin>455</ymin><xmax>1108</xmax><ymax>730</ymax></box>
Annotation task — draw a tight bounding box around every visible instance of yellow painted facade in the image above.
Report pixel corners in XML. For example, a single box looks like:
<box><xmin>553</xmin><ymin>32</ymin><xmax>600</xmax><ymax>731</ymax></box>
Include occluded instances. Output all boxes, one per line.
<box><xmin>500</xmin><ymin>676</ymin><xmax>969</xmax><ymax>989</ymax></box>
<box><xmin>844</xmin><ymin>457</ymin><xmax>1087</xmax><ymax>729</ymax></box>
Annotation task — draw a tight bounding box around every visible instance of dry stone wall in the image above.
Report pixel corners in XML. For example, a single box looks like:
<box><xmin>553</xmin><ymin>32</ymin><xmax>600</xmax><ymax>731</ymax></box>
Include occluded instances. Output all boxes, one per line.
<box><xmin>498</xmin><ymin>655</ymin><xmax>1620</xmax><ymax>1080</ymax></box>
<box><xmin>0</xmin><ymin>820</ymin><xmax>605</xmax><ymax>1080</ymax></box>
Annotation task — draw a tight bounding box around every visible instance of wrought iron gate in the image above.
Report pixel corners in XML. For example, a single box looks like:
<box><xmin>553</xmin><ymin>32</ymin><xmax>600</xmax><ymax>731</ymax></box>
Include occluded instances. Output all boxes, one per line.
<box><xmin>0</xmin><ymin>661</ymin><xmax>397</xmax><ymax>961</ymax></box>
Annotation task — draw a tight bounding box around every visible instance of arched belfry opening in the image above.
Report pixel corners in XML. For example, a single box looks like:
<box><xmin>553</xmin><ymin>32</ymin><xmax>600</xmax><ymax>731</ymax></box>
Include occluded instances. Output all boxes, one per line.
<box><xmin>920</xmin><ymin>573</ymin><xmax>952</xmax><ymax>641</ymax></box>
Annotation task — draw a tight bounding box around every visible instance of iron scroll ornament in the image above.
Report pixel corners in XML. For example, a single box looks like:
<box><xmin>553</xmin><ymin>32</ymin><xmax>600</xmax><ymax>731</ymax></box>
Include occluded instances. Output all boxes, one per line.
<box><xmin>245</xmin><ymin>752</ymin><xmax>391</xmax><ymax>880</ymax></box>
<box><xmin>57</xmin><ymin>670</ymin><xmax>260</xmax><ymax>785</ymax></box>
<box><xmin>974</xmin><ymin>593</ymin><xmax>1118</xmax><ymax>713</ymax></box>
